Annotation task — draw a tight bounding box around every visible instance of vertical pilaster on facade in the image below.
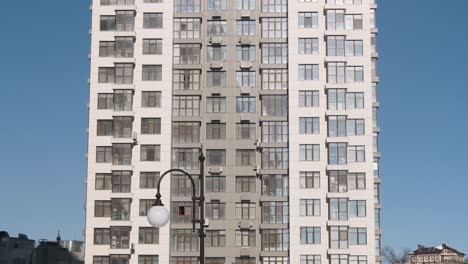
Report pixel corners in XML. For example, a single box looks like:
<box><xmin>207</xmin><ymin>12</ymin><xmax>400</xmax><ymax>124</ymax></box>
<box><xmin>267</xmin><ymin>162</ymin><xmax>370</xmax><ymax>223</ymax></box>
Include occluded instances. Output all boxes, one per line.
<box><xmin>86</xmin><ymin>0</ymin><xmax>381</xmax><ymax>263</ymax></box>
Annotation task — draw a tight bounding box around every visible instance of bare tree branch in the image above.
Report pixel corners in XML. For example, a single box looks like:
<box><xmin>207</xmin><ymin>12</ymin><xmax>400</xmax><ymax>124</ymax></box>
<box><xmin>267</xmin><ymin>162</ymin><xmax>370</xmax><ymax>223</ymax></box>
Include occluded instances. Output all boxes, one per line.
<box><xmin>382</xmin><ymin>247</ymin><xmax>411</xmax><ymax>264</ymax></box>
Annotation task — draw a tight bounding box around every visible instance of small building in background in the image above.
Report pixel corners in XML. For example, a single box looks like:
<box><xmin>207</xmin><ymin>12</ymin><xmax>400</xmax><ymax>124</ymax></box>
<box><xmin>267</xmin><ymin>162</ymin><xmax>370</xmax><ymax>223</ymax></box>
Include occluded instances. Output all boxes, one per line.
<box><xmin>32</xmin><ymin>236</ymin><xmax>84</xmax><ymax>264</ymax></box>
<box><xmin>0</xmin><ymin>231</ymin><xmax>35</xmax><ymax>264</ymax></box>
<box><xmin>409</xmin><ymin>244</ymin><xmax>465</xmax><ymax>264</ymax></box>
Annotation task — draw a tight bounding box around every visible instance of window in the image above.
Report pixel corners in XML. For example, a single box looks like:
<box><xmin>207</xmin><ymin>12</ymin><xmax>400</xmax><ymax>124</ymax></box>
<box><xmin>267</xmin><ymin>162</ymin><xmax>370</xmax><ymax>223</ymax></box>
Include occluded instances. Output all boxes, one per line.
<box><xmin>262</xmin><ymin>43</ymin><xmax>288</xmax><ymax>64</ymax></box>
<box><xmin>207</xmin><ymin>45</ymin><xmax>227</xmax><ymax>62</ymax></box>
<box><xmin>299</xmin><ymin>12</ymin><xmax>318</xmax><ymax>28</ymax></box>
<box><xmin>172</xmin><ymin>174</ymin><xmax>199</xmax><ymax>197</ymax></box>
<box><xmin>236</xmin><ymin>150</ymin><xmax>256</xmax><ymax>166</ymax></box>
<box><xmin>172</xmin><ymin>148</ymin><xmax>199</xmax><ymax>169</ymax></box>
<box><xmin>329</xmin><ymin>198</ymin><xmax>348</xmax><ymax>220</ymax></box>
<box><xmin>205</xmin><ymin>230</ymin><xmax>226</xmax><ymax>247</ymax></box>
<box><xmin>237</xmin><ymin>45</ymin><xmax>256</xmax><ymax>62</ymax></box>
<box><xmin>300</xmin><ymin>144</ymin><xmax>320</xmax><ymax>161</ymax></box>
<box><xmin>140</xmin><ymin>172</ymin><xmax>159</xmax><ymax>189</ymax></box>
<box><xmin>346</xmin><ymin>40</ymin><xmax>363</xmax><ymax>56</ymax></box>
<box><xmin>206</xmin><ymin>258</ymin><xmax>225</xmax><ymax>264</ymax></box>
<box><xmin>97</xmin><ymin>120</ymin><xmax>113</xmax><ymax>136</ymax></box>
<box><xmin>173</xmin><ymin>122</ymin><xmax>200</xmax><ymax>143</ymax></box>
<box><xmin>207</xmin><ymin>71</ymin><xmax>227</xmax><ymax>88</ymax></box>
<box><xmin>262</xmin><ymin>175</ymin><xmax>289</xmax><ymax>196</ymax></box>
<box><xmin>236</xmin><ymin>202</ymin><xmax>256</xmax><ymax>219</ymax></box>
<box><xmin>328</xmin><ymin>143</ymin><xmax>347</xmax><ymax>165</ymax></box>
<box><xmin>143</xmin><ymin>13</ymin><xmax>163</xmax><ymax>28</ymax></box>
<box><xmin>138</xmin><ymin>256</ymin><xmax>159</xmax><ymax>264</ymax></box>
<box><xmin>236</xmin><ymin>71</ymin><xmax>256</xmax><ymax>88</ymax></box>
<box><xmin>300</xmin><ymin>255</ymin><xmax>321</xmax><ymax>264</ymax></box>
<box><xmin>329</xmin><ymin>170</ymin><xmax>348</xmax><ymax>193</ymax></box>
<box><xmin>299</xmin><ymin>64</ymin><xmax>319</xmax><ymax>80</ymax></box>
<box><xmin>112</xmin><ymin>144</ymin><xmax>132</xmax><ymax>165</ymax></box>
<box><xmin>262</xmin><ymin>0</ymin><xmax>287</xmax><ymax>13</ymax></box>
<box><xmin>100</xmin><ymin>41</ymin><xmax>115</xmax><ymax>57</ymax></box>
<box><xmin>173</xmin><ymin>70</ymin><xmax>201</xmax><ymax>90</ymax></box>
<box><xmin>262</xmin><ymin>95</ymin><xmax>288</xmax><ymax>116</ymax></box>
<box><xmin>112</xmin><ymin>171</ymin><xmax>131</xmax><ymax>193</ymax></box>
<box><xmin>299</xmin><ymin>90</ymin><xmax>319</xmax><ymax>107</ymax></box>
<box><xmin>327</xmin><ymin>0</ymin><xmax>363</xmax><ymax>3</ymax></box>
<box><xmin>347</xmin><ymin>145</ymin><xmax>365</xmax><ymax>162</ymax></box>
<box><xmin>347</xmin><ymin>119</ymin><xmax>365</xmax><ymax>136</ymax></box>
<box><xmin>328</xmin><ymin>116</ymin><xmax>346</xmax><ymax>137</ymax></box>
<box><xmin>261</xmin><ymin>229</ymin><xmax>289</xmax><ymax>251</ymax></box>
<box><xmin>300</xmin><ymin>199</ymin><xmax>320</xmax><ymax>216</ymax></box>
<box><xmin>100</xmin><ymin>16</ymin><xmax>116</xmax><ymax>31</ymax></box>
<box><xmin>171</xmin><ymin>202</ymin><xmax>195</xmax><ymax>224</ymax></box>
<box><xmin>139</xmin><ymin>143</ymin><xmax>160</xmax><ymax>161</ymax></box>
<box><xmin>93</xmin><ymin>256</ymin><xmax>109</xmax><ymax>264</ymax></box>
<box><xmin>113</xmin><ymin>116</ymin><xmax>133</xmax><ymax>138</ymax></box>
<box><xmin>94</xmin><ymin>228</ymin><xmax>110</xmax><ymax>245</ymax></box>
<box><xmin>345</xmin><ymin>14</ymin><xmax>363</xmax><ymax>30</ymax></box>
<box><xmin>237</xmin><ymin>0</ymin><xmax>255</xmax><ymax>10</ymax></box>
<box><xmin>206</xmin><ymin>202</ymin><xmax>226</xmax><ymax>220</ymax></box>
<box><xmin>299</xmin><ymin>117</ymin><xmax>319</xmax><ymax>134</ymax></box>
<box><xmin>262</xmin><ymin>201</ymin><xmax>289</xmax><ymax>224</ymax></box>
<box><xmin>171</xmin><ymin>257</ymin><xmax>198</xmax><ymax>264</ymax></box>
<box><xmin>139</xmin><ymin>227</ymin><xmax>159</xmax><ymax>244</ymax></box>
<box><xmin>327</xmin><ymin>62</ymin><xmax>346</xmax><ymax>83</ymax></box>
<box><xmin>236</xmin><ymin>96</ymin><xmax>256</xmax><ymax>113</ymax></box>
<box><xmin>142</xmin><ymin>91</ymin><xmax>161</xmax><ymax>108</ymax></box>
<box><xmin>328</xmin><ymin>88</ymin><xmax>346</xmax><ymax>110</ymax></box>
<box><xmin>371</xmin><ymin>33</ymin><xmax>377</xmax><ymax>53</ymax></box>
<box><xmin>236</xmin><ymin>122</ymin><xmax>256</xmax><ymax>140</ymax></box>
<box><xmin>115</xmin><ymin>37</ymin><xmax>134</xmax><ymax>57</ymax></box>
<box><xmin>373</xmin><ymin>107</ymin><xmax>378</xmax><ymax>128</ymax></box>
<box><xmin>141</xmin><ymin>118</ymin><xmax>161</xmax><ymax>135</ymax></box>
<box><xmin>110</xmin><ymin>226</ymin><xmax>130</xmax><ymax>248</ymax></box>
<box><xmin>299</xmin><ymin>38</ymin><xmax>319</xmax><ymax>54</ymax></box>
<box><xmin>139</xmin><ymin>199</ymin><xmax>155</xmax><ymax>216</ymax></box>
<box><xmin>300</xmin><ymin>227</ymin><xmax>321</xmax><ymax>244</ymax></box>
<box><xmin>143</xmin><ymin>39</ymin><xmax>163</xmax><ymax>55</ymax></box>
<box><xmin>236</xmin><ymin>230</ymin><xmax>256</xmax><ymax>247</ymax></box>
<box><xmin>236</xmin><ymin>177</ymin><xmax>256</xmax><ymax>193</ymax></box>
<box><xmin>98</xmin><ymin>93</ymin><xmax>113</xmax><ymax>109</ymax></box>
<box><xmin>98</xmin><ymin>67</ymin><xmax>114</xmax><ymax>83</ymax></box>
<box><xmin>95</xmin><ymin>201</ymin><xmax>111</xmax><ymax>217</ymax></box>
<box><xmin>206</xmin><ymin>150</ymin><xmax>226</xmax><ymax>166</ymax></box>
<box><xmin>173</xmin><ymin>96</ymin><xmax>200</xmax><ymax>116</ymax></box>
<box><xmin>144</xmin><ymin>0</ymin><xmax>163</xmax><ymax>2</ymax></box>
<box><xmin>262</xmin><ymin>69</ymin><xmax>288</xmax><ymax>90</ymax></box>
<box><xmin>348</xmin><ymin>173</ymin><xmax>366</xmax><ymax>190</ymax></box>
<box><xmin>375</xmin><ymin>209</ymin><xmax>381</xmax><ymax>230</ymax></box>
<box><xmin>116</xmin><ymin>11</ymin><xmax>134</xmax><ymax>31</ymax></box>
<box><xmin>115</xmin><ymin>63</ymin><xmax>134</xmax><ymax>84</ymax></box>
<box><xmin>174</xmin><ymin>0</ymin><xmax>200</xmax><ymax>13</ymax></box>
<box><xmin>327</xmin><ymin>36</ymin><xmax>345</xmax><ymax>56</ymax></box>
<box><xmin>208</xmin><ymin>0</ymin><xmax>227</xmax><ymax>10</ymax></box>
<box><xmin>207</xmin><ymin>20</ymin><xmax>227</xmax><ymax>36</ymax></box>
<box><xmin>331</xmin><ymin>255</ymin><xmax>349</xmax><ymax>264</ymax></box>
<box><xmin>350</xmin><ymin>256</ymin><xmax>367</xmax><ymax>264</ymax></box>
<box><xmin>372</xmin><ymin>83</ymin><xmax>378</xmax><ymax>102</ymax></box>
<box><xmin>326</xmin><ymin>10</ymin><xmax>345</xmax><ymax>30</ymax></box>
<box><xmin>111</xmin><ymin>256</ymin><xmax>130</xmax><ymax>264</ymax></box>
<box><xmin>206</xmin><ymin>175</ymin><xmax>226</xmax><ymax>192</ymax></box>
<box><xmin>96</xmin><ymin>173</ymin><xmax>112</xmax><ymax>190</ymax></box>
<box><xmin>261</xmin><ymin>257</ymin><xmax>289</xmax><ymax>264</ymax></box>
<box><xmin>262</xmin><ymin>18</ymin><xmax>288</xmax><ymax>38</ymax></box>
<box><xmin>174</xmin><ymin>18</ymin><xmax>201</xmax><ymax>39</ymax></box>
<box><xmin>262</xmin><ymin>148</ymin><xmax>289</xmax><ymax>169</ymax></box>
<box><xmin>237</xmin><ymin>20</ymin><xmax>256</xmax><ymax>35</ymax></box>
<box><xmin>173</xmin><ymin>44</ymin><xmax>201</xmax><ymax>64</ymax></box>
<box><xmin>96</xmin><ymin>146</ymin><xmax>112</xmax><ymax>163</ymax></box>
<box><xmin>347</xmin><ymin>92</ymin><xmax>364</xmax><ymax>109</ymax></box>
<box><xmin>346</xmin><ymin>66</ymin><xmax>364</xmax><ymax>82</ymax></box>
<box><xmin>299</xmin><ymin>171</ymin><xmax>320</xmax><ymax>189</ymax></box>
<box><xmin>330</xmin><ymin>226</ymin><xmax>348</xmax><ymax>249</ymax></box>
<box><xmin>349</xmin><ymin>228</ymin><xmax>367</xmax><ymax>245</ymax></box>
<box><xmin>171</xmin><ymin>229</ymin><xmax>198</xmax><ymax>252</ymax></box>
<box><xmin>142</xmin><ymin>65</ymin><xmax>162</xmax><ymax>81</ymax></box>
<box><xmin>236</xmin><ymin>257</ymin><xmax>256</xmax><ymax>264</ymax></box>
<box><xmin>114</xmin><ymin>90</ymin><xmax>133</xmax><ymax>111</ymax></box>
<box><xmin>206</xmin><ymin>123</ymin><xmax>226</xmax><ymax>140</ymax></box>
<box><xmin>374</xmin><ymin>132</ymin><xmax>379</xmax><ymax>152</ymax></box>
<box><xmin>349</xmin><ymin>200</ymin><xmax>366</xmax><ymax>217</ymax></box>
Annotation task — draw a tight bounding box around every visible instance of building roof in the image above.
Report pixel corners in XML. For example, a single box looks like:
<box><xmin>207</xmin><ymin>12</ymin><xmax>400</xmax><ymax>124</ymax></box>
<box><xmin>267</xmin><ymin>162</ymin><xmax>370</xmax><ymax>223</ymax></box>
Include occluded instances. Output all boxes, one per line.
<box><xmin>410</xmin><ymin>244</ymin><xmax>465</xmax><ymax>256</ymax></box>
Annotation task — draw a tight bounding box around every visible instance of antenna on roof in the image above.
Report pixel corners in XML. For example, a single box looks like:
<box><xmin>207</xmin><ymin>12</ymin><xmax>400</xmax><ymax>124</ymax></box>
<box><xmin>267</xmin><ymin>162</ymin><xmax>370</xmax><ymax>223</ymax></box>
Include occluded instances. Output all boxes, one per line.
<box><xmin>56</xmin><ymin>230</ymin><xmax>61</xmax><ymax>243</ymax></box>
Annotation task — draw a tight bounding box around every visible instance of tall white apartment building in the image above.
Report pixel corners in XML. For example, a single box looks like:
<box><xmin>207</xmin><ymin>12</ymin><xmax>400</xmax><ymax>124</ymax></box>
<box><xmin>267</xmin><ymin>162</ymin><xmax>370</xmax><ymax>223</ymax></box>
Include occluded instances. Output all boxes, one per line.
<box><xmin>85</xmin><ymin>0</ymin><xmax>381</xmax><ymax>264</ymax></box>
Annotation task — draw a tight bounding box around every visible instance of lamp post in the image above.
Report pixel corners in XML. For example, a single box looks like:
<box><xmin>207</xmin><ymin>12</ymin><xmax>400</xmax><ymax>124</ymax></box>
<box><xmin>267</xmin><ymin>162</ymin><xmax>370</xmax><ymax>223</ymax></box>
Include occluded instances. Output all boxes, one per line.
<box><xmin>147</xmin><ymin>149</ymin><xmax>206</xmax><ymax>264</ymax></box>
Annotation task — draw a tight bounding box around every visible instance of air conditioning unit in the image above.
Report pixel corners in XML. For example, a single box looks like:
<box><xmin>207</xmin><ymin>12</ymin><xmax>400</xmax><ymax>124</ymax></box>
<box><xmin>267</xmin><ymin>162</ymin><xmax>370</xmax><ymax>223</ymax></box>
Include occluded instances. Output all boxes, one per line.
<box><xmin>253</xmin><ymin>165</ymin><xmax>260</xmax><ymax>172</ymax></box>
<box><xmin>132</xmin><ymin>132</ymin><xmax>138</xmax><ymax>146</ymax></box>
<box><xmin>208</xmin><ymin>167</ymin><xmax>223</xmax><ymax>174</ymax></box>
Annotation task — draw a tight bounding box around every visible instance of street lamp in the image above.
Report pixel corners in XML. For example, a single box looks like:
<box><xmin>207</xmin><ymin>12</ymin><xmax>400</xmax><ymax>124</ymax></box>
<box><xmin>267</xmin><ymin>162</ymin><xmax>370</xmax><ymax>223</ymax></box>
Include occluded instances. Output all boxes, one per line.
<box><xmin>147</xmin><ymin>149</ymin><xmax>206</xmax><ymax>264</ymax></box>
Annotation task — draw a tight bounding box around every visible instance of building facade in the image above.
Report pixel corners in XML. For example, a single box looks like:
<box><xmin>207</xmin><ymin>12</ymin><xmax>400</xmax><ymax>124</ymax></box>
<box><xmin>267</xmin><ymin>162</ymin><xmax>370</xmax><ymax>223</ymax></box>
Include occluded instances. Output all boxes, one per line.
<box><xmin>85</xmin><ymin>0</ymin><xmax>381</xmax><ymax>264</ymax></box>
<box><xmin>0</xmin><ymin>232</ymin><xmax>35</xmax><ymax>264</ymax></box>
<box><xmin>409</xmin><ymin>244</ymin><xmax>466</xmax><ymax>264</ymax></box>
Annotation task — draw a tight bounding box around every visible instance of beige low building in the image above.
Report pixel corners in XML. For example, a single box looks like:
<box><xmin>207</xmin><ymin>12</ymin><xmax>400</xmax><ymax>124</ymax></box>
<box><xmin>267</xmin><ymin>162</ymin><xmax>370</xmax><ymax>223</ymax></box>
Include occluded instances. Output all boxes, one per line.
<box><xmin>409</xmin><ymin>244</ymin><xmax>465</xmax><ymax>264</ymax></box>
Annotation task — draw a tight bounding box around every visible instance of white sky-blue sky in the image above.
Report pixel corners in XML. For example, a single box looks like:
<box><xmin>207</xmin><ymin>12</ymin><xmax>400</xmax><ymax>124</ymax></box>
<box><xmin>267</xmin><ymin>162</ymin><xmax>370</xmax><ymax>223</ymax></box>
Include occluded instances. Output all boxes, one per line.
<box><xmin>0</xmin><ymin>0</ymin><xmax>467</xmax><ymax>254</ymax></box>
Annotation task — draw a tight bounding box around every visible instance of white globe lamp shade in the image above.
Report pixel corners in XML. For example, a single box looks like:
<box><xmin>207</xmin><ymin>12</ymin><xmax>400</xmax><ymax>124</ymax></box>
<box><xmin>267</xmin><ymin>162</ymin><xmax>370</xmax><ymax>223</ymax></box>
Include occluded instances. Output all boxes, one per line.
<box><xmin>147</xmin><ymin>206</ymin><xmax>170</xmax><ymax>228</ymax></box>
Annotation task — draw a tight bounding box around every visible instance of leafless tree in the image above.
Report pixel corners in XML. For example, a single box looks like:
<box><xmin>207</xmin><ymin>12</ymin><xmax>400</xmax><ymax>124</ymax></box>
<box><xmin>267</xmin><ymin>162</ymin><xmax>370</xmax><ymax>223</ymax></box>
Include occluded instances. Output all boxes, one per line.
<box><xmin>382</xmin><ymin>246</ymin><xmax>411</xmax><ymax>264</ymax></box>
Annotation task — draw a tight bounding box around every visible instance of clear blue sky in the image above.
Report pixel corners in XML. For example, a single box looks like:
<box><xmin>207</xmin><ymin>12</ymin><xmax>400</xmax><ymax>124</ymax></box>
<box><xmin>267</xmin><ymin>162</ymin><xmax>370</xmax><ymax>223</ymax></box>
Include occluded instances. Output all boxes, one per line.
<box><xmin>0</xmin><ymin>0</ymin><xmax>467</xmax><ymax>254</ymax></box>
